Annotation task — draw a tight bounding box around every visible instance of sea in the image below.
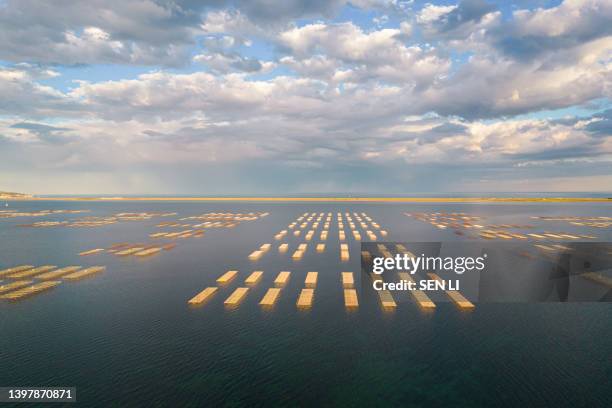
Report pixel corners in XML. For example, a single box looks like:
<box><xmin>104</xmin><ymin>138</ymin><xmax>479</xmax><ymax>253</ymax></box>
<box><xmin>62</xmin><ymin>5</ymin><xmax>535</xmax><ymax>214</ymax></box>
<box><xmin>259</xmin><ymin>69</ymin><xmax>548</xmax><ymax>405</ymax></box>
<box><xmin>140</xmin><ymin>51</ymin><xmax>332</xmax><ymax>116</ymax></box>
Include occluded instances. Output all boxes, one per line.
<box><xmin>0</xmin><ymin>199</ymin><xmax>610</xmax><ymax>407</ymax></box>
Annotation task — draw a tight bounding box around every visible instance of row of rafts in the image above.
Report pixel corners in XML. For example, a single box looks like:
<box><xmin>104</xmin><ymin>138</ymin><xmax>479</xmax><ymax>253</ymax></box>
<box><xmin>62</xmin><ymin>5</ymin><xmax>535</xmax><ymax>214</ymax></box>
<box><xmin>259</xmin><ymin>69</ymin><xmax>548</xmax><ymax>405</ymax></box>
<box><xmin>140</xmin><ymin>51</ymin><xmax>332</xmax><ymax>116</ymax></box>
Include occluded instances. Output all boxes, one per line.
<box><xmin>188</xmin><ymin>270</ymin><xmax>476</xmax><ymax>310</ymax></box>
<box><xmin>0</xmin><ymin>265</ymin><xmax>105</xmax><ymax>301</ymax></box>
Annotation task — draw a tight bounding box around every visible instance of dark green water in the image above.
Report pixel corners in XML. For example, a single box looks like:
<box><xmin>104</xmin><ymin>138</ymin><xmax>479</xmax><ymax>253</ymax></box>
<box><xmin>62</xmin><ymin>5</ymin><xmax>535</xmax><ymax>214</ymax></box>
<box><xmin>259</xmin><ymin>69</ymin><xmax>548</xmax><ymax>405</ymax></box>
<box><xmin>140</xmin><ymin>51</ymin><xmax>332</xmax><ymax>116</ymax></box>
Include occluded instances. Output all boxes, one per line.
<box><xmin>0</xmin><ymin>201</ymin><xmax>610</xmax><ymax>407</ymax></box>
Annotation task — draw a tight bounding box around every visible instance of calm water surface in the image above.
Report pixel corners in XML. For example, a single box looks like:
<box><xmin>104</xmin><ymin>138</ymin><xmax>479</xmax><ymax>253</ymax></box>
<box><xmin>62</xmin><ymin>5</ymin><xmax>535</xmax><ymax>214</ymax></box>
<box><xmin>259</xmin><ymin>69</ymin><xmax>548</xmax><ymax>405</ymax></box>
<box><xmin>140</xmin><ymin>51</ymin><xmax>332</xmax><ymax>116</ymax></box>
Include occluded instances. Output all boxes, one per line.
<box><xmin>0</xmin><ymin>201</ymin><xmax>610</xmax><ymax>407</ymax></box>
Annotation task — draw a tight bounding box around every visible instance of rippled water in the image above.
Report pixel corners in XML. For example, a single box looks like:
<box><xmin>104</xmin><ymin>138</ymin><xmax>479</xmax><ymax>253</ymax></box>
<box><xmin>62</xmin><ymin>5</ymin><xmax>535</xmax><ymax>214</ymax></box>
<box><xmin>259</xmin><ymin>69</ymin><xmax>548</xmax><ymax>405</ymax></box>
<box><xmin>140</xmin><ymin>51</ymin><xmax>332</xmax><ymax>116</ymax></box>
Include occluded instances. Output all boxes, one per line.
<box><xmin>0</xmin><ymin>201</ymin><xmax>610</xmax><ymax>407</ymax></box>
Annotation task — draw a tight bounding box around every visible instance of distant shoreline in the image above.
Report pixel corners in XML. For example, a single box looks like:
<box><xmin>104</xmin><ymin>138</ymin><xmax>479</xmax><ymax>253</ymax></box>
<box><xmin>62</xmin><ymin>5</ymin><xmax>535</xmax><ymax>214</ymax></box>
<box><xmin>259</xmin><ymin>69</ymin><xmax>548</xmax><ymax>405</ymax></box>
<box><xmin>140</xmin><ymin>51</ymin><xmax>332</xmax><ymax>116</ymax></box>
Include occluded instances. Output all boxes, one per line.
<box><xmin>3</xmin><ymin>196</ymin><xmax>611</xmax><ymax>203</ymax></box>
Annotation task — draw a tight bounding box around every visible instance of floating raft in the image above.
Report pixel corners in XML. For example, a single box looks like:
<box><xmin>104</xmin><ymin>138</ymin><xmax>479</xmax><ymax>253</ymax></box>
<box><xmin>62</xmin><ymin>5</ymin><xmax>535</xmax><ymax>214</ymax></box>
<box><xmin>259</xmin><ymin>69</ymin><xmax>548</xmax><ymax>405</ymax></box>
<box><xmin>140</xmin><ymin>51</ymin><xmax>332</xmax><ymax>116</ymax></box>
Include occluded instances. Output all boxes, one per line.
<box><xmin>0</xmin><ymin>281</ymin><xmax>61</xmax><ymax>301</ymax></box>
<box><xmin>344</xmin><ymin>289</ymin><xmax>358</xmax><ymax>308</ymax></box>
<box><xmin>398</xmin><ymin>272</ymin><xmax>435</xmax><ymax>309</ymax></box>
<box><xmin>116</xmin><ymin>247</ymin><xmax>144</xmax><ymax>256</ymax></box>
<box><xmin>340</xmin><ymin>244</ymin><xmax>349</xmax><ymax>261</ymax></box>
<box><xmin>0</xmin><ymin>280</ymin><xmax>33</xmax><ymax>294</ymax></box>
<box><xmin>224</xmin><ymin>287</ymin><xmax>249</xmax><ymax>306</ymax></box>
<box><xmin>278</xmin><ymin>243</ymin><xmax>289</xmax><ymax>253</ymax></box>
<box><xmin>274</xmin><ymin>271</ymin><xmax>291</xmax><ymax>286</ymax></box>
<box><xmin>7</xmin><ymin>265</ymin><xmax>56</xmax><ymax>279</ymax></box>
<box><xmin>316</xmin><ymin>243</ymin><xmax>325</xmax><ymax>252</ymax></box>
<box><xmin>134</xmin><ymin>247</ymin><xmax>162</xmax><ymax>257</ymax></box>
<box><xmin>372</xmin><ymin>276</ymin><xmax>396</xmax><ymax>309</ymax></box>
<box><xmin>245</xmin><ymin>271</ymin><xmax>263</xmax><ymax>285</ymax></box>
<box><xmin>79</xmin><ymin>248</ymin><xmax>105</xmax><ymax>256</ymax></box>
<box><xmin>64</xmin><ymin>266</ymin><xmax>106</xmax><ymax>281</ymax></box>
<box><xmin>248</xmin><ymin>250</ymin><xmax>263</xmax><ymax>261</ymax></box>
<box><xmin>378</xmin><ymin>290</ymin><xmax>397</xmax><ymax>309</ymax></box>
<box><xmin>0</xmin><ymin>265</ymin><xmax>34</xmax><ymax>277</ymax></box>
<box><xmin>342</xmin><ymin>272</ymin><xmax>354</xmax><ymax>288</ymax></box>
<box><xmin>217</xmin><ymin>270</ymin><xmax>238</xmax><ymax>284</ymax></box>
<box><xmin>260</xmin><ymin>288</ymin><xmax>281</xmax><ymax>306</ymax></box>
<box><xmin>427</xmin><ymin>273</ymin><xmax>474</xmax><ymax>309</ymax></box>
<box><xmin>305</xmin><ymin>272</ymin><xmax>318</xmax><ymax>288</ymax></box>
<box><xmin>188</xmin><ymin>287</ymin><xmax>218</xmax><ymax>305</ymax></box>
<box><xmin>292</xmin><ymin>249</ymin><xmax>304</xmax><ymax>260</ymax></box>
<box><xmin>37</xmin><ymin>266</ymin><xmax>81</xmax><ymax>280</ymax></box>
<box><xmin>296</xmin><ymin>288</ymin><xmax>314</xmax><ymax>308</ymax></box>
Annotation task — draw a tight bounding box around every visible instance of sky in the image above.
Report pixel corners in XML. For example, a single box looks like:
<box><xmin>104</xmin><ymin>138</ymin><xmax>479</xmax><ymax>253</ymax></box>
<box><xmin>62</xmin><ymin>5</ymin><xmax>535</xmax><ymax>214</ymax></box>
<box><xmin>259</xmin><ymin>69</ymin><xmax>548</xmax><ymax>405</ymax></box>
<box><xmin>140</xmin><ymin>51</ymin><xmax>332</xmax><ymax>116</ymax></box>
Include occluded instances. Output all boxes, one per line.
<box><xmin>0</xmin><ymin>0</ymin><xmax>610</xmax><ymax>195</ymax></box>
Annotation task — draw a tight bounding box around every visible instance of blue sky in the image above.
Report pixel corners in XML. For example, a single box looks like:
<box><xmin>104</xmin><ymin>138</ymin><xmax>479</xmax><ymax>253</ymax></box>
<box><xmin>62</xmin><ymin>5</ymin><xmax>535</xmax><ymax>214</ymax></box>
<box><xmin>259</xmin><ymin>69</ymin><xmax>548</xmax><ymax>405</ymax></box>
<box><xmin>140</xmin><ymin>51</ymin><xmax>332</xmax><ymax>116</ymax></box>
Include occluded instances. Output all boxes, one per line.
<box><xmin>0</xmin><ymin>0</ymin><xmax>610</xmax><ymax>194</ymax></box>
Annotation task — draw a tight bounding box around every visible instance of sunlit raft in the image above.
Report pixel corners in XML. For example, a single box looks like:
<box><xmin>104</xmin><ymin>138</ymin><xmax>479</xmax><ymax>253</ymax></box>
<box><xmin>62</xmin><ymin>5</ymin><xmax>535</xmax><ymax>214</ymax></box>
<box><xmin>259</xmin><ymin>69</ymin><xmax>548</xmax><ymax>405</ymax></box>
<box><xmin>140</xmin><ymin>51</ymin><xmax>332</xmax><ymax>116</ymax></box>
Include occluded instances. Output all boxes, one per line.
<box><xmin>398</xmin><ymin>272</ymin><xmax>436</xmax><ymax>309</ymax></box>
<box><xmin>274</xmin><ymin>271</ymin><xmax>291</xmax><ymax>286</ymax></box>
<box><xmin>344</xmin><ymin>289</ymin><xmax>358</xmax><ymax>308</ymax></box>
<box><xmin>63</xmin><ymin>266</ymin><xmax>106</xmax><ymax>281</ymax></box>
<box><xmin>0</xmin><ymin>265</ymin><xmax>35</xmax><ymax>277</ymax></box>
<box><xmin>217</xmin><ymin>270</ymin><xmax>238</xmax><ymax>284</ymax></box>
<box><xmin>341</xmin><ymin>272</ymin><xmax>354</xmax><ymax>288</ymax></box>
<box><xmin>79</xmin><ymin>248</ymin><xmax>105</xmax><ymax>256</ymax></box>
<box><xmin>259</xmin><ymin>288</ymin><xmax>281</xmax><ymax>306</ymax></box>
<box><xmin>0</xmin><ymin>281</ymin><xmax>61</xmax><ymax>301</ymax></box>
<box><xmin>37</xmin><ymin>266</ymin><xmax>82</xmax><ymax>280</ymax></box>
<box><xmin>245</xmin><ymin>271</ymin><xmax>263</xmax><ymax>285</ymax></box>
<box><xmin>134</xmin><ymin>247</ymin><xmax>162</xmax><ymax>257</ymax></box>
<box><xmin>296</xmin><ymin>288</ymin><xmax>314</xmax><ymax>308</ymax></box>
<box><xmin>427</xmin><ymin>273</ymin><xmax>474</xmax><ymax>309</ymax></box>
<box><xmin>305</xmin><ymin>272</ymin><xmax>318</xmax><ymax>288</ymax></box>
<box><xmin>0</xmin><ymin>280</ymin><xmax>33</xmax><ymax>294</ymax></box>
<box><xmin>7</xmin><ymin>265</ymin><xmax>56</xmax><ymax>279</ymax></box>
<box><xmin>224</xmin><ymin>287</ymin><xmax>249</xmax><ymax>306</ymax></box>
<box><xmin>188</xmin><ymin>287</ymin><xmax>218</xmax><ymax>305</ymax></box>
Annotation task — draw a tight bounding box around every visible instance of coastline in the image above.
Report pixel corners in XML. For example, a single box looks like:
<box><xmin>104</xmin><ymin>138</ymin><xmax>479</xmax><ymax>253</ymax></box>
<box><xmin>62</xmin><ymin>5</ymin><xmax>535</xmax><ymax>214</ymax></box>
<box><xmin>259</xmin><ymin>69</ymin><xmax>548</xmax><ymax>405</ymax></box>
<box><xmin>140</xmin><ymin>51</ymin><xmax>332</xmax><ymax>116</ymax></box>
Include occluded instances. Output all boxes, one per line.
<box><xmin>3</xmin><ymin>196</ymin><xmax>611</xmax><ymax>203</ymax></box>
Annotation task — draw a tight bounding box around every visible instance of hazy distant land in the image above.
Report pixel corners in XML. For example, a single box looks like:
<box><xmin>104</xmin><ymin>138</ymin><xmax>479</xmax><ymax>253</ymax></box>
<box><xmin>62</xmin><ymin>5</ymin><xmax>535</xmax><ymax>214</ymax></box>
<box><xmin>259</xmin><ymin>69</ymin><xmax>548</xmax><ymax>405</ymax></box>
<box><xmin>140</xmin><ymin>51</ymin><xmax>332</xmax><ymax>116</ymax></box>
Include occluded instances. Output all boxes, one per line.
<box><xmin>2</xmin><ymin>194</ymin><xmax>610</xmax><ymax>203</ymax></box>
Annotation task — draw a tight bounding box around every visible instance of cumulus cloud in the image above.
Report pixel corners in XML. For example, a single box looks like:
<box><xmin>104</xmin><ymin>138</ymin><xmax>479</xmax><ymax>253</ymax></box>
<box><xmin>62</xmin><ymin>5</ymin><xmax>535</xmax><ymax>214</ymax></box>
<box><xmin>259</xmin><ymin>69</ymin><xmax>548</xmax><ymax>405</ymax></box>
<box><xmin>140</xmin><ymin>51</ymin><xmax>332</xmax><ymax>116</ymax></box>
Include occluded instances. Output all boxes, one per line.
<box><xmin>0</xmin><ymin>0</ymin><xmax>610</xmax><ymax>193</ymax></box>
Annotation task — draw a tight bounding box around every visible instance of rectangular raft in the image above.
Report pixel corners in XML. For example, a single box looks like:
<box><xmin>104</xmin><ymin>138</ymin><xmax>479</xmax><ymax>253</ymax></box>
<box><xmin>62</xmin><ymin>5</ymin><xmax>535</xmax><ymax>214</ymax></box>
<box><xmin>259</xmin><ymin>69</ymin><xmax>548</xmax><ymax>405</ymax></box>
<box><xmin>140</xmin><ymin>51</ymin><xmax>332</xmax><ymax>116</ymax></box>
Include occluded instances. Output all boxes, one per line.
<box><xmin>371</xmin><ymin>276</ymin><xmax>396</xmax><ymax>308</ymax></box>
<box><xmin>278</xmin><ymin>243</ymin><xmax>289</xmax><ymax>253</ymax></box>
<box><xmin>217</xmin><ymin>270</ymin><xmax>238</xmax><ymax>284</ymax></box>
<box><xmin>0</xmin><ymin>281</ymin><xmax>61</xmax><ymax>301</ymax></box>
<box><xmin>0</xmin><ymin>280</ymin><xmax>33</xmax><ymax>294</ymax></box>
<box><xmin>134</xmin><ymin>247</ymin><xmax>162</xmax><ymax>257</ymax></box>
<box><xmin>344</xmin><ymin>289</ymin><xmax>358</xmax><ymax>308</ymax></box>
<box><xmin>37</xmin><ymin>266</ymin><xmax>81</xmax><ymax>280</ymax></box>
<box><xmin>188</xmin><ymin>287</ymin><xmax>218</xmax><ymax>305</ymax></box>
<box><xmin>305</xmin><ymin>272</ymin><xmax>318</xmax><ymax>288</ymax></box>
<box><xmin>63</xmin><ymin>266</ymin><xmax>106</xmax><ymax>281</ymax></box>
<box><xmin>398</xmin><ymin>272</ymin><xmax>436</xmax><ymax>309</ymax></box>
<box><xmin>341</xmin><ymin>244</ymin><xmax>349</xmax><ymax>261</ymax></box>
<box><xmin>116</xmin><ymin>247</ymin><xmax>144</xmax><ymax>256</ymax></box>
<box><xmin>342</xmin><ymin>272</ymin><xmax>354</xmax><ymax>288</ymax></box>
<box><xmin>296</xmin><ymin>288</ymin><xmax>314</xmax><ymax>308</ymax></box>
<box><xmin>316</xmin><ymin>243</ymin><xmax>325</xmax><ymax>252</ymax></box>
<box><xmin>224</xmin><ymin>287</ymin><xmax>249</xmax><ymax>306</ymax></box>
<box><xmin>427</xmin><ymin>273</ymin><xmax>474</xmax><ymax>309</ymax></box>
<box><xmin>378</xmin><ymin>290</ymin><xmax>397</xmax><ymax>309</ymax></box>
<box><xmin>259</xmin><ymin>288</ymin><xmax>281</xmax><ymax>306</ymax></box>
<box><xmin>79</xmin><ymin>248</ymin><xmax>105</xmax><ymax>256</ymax></box>
<box><xmin>0</xmin><ymin>265</ymin><xmax>34</xmax><ymax>277</ymax></box>
<box><xmin>245</xmin><ymin>271</ymin><xmax>263</xmax><ymax>285</ymax></box>
<box><xmin>274</xmin><ymin>271</ymin><xmax>291</xmax><ymax>286</ymax></box>
<box><xmin>248</xmin><ymin>250</ymin><xmax>263</xmax><ymax>261</ymax></box>
<box><xmin>7</xmin><ymin>265</ymin><xmax>56</xmax><ymax>279</ymax></box>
